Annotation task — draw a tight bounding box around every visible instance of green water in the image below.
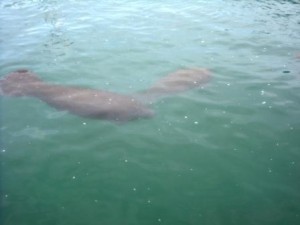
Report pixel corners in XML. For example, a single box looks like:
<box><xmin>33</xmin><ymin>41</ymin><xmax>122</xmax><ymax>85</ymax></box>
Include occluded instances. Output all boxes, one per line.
<box><xmin>1</xmin><ymin>0</ymin><xmax>300</xmax><ymax>224</ymax></box>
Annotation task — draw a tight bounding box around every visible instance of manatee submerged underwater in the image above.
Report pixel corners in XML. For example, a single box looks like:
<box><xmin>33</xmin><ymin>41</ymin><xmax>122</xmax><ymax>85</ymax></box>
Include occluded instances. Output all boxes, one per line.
<box><xmin>0</xmin><ymin>68</ymin><xmax>211</xmax><ymax>122</ymax></box>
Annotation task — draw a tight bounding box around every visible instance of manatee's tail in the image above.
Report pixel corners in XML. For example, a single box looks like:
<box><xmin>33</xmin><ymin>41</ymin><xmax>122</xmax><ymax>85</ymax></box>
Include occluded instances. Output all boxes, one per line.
<box><xmin>136</xmin><ymin>67</ymin><xmax>212</xmax><ymax>103</ymax></box>
<box><xmin>0</xmin><ymin>69</ymin><xmax>42</xmax><ymax>97</ymax></box>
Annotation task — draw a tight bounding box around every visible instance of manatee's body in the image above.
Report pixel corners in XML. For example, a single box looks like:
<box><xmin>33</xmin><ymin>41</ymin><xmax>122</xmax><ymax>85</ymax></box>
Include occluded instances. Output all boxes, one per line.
<box><xmin>0</xmin><ymin>68</ymin><xmax>211</xmax><ymax>122</ymax></box>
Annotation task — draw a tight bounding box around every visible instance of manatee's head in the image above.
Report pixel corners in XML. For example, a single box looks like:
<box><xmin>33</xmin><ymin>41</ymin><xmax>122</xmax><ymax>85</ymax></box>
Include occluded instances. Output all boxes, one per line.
<box><xmin>0</xmin><ymin>69</ymin><xmax>42</xmax><ymax>96</ymax></box>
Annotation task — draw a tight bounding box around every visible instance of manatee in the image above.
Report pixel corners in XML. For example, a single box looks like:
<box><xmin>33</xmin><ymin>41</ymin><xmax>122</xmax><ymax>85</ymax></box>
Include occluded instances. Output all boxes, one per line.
<box><xmin>0</xmin><ymin>68</ymin><xmax>211</xmax><ymax>122</ymax></box>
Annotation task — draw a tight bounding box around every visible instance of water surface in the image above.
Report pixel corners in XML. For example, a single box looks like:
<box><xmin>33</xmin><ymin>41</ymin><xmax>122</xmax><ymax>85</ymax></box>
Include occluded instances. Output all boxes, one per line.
<box><xmin>1</xmin><ymin>0</ymin><xmax>300</xmax><ymax>224</ymax></box>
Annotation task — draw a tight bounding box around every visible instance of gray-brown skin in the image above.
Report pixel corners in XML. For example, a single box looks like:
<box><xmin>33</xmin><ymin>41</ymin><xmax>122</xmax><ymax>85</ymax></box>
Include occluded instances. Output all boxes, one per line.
<box><xmin>139</xmin><ymin>68</ymin><xmax>211</xmax><ymax>99</ymax></box>
<box><xmin>0</xmin><ymin>68</ymin><xmax>211</xmax><ymax>122</ymax></box>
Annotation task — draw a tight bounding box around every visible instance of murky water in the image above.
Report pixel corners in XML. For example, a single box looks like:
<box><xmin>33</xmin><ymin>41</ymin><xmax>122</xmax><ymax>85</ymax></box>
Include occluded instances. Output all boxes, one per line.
<box><xmin>1</xmin><ymin>0</ymin><xmax>300</xmax><ymax>224</ymax></box>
